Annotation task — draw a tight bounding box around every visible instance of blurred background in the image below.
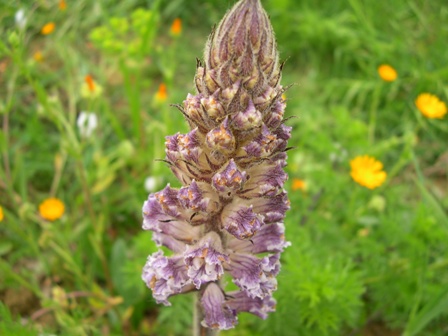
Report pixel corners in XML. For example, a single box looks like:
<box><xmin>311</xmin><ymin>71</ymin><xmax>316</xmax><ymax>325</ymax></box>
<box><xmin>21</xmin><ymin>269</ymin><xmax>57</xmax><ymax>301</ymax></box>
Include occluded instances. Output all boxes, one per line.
<box><xmin>1</xmin><ymin>0</ymin><xmax>447</xmax><ymax>335</ymax></box>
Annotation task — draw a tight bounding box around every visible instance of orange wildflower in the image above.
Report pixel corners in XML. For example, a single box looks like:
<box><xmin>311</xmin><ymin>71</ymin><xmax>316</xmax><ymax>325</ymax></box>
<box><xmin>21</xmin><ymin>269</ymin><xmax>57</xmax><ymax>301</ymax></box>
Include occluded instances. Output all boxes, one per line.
<box><xmin>377</xmin><ymin>64</ymin><xmax>397</xmax><ymax>82</ymax></box>
<box><xmin>155</xmin><ymin>83</ymin><xmax>168</xmax><ymax>103</ymax></box>
<box><xmin>33</xmin><ymin>51</ymin><xmax>44</xmax><ymax>62</ymax></box>
<box><xmin>415</xmin><ymin>93</ymin><xmax>447</xmax><ymax>119</ymax></box>
<box><xmin>81</xmin><ymin>75</ymin><xmax>103</xmax><ymax>98</ymax></box>
<box><xmin>41</xmin><ymin>22</ymin><xmax>56</xmax><ymax>35</ymax></box>
<box><xmin>39</xmin><ymin>197</ymin><xmax>65</xmax><ymax>221</ymax></box>
<box><xmin>170</xmin><ymin>18</ymin><xmax>182</xmax><ymax>36</ymax></box>
<box><xmin>291</xmin><ymin>178</ymin><xmax>306</xmax><ymax>191</ymax></box>
<box><xmin>350</xmin><ymin>155</ymin><xmax>387</xmax><ymax>190</ymax></box>
<box><xmin>85</xmin><ymin>74</ymin><xmax>96</xmax><ymax>92</ymax></box>
<box><xmin>59</xmin><ymin>0</ymin><xmax>67</xmax><ymax>11</ymax></box>
<box><xmin>0</xmin><ymin>206</ymin><xmax>4</xmax><ymax>222</ymax></box>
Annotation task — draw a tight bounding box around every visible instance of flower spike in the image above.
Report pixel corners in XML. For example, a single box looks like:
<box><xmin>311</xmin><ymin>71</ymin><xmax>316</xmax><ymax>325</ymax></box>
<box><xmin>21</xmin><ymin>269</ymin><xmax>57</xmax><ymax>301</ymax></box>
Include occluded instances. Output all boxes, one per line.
<box><xmin>142</xmin><ymin>0</ymin><xmax>290</xmax><ymax>330</ymax></box>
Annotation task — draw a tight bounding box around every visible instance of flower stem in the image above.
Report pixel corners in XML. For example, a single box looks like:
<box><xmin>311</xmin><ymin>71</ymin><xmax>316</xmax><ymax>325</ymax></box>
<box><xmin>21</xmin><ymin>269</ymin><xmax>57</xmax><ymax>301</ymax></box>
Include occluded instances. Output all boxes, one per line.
<box><xmin>368</xmin><ymin>84</ymin><xmax>382</xmax><ymax>144</ymax></box>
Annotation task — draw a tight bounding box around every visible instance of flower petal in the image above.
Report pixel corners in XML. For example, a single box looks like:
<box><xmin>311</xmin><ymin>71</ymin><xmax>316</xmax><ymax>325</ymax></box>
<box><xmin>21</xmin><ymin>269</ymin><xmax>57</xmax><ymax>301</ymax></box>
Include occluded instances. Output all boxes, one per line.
<box><xmin>227</xmin><ymin>252</ymin><xmax>280</xmax><ymax>298</ymax></box>
<box><xmin>221</xmin><ymin>201</ymin><xmax>263</xmax><ymax>239</ymax></box>
<box><xmin>241</xmin><ymin>162</ymin><xmax>287</xmax><ymax>197</ymax></box>
<box><xmin>184</xmin><ymin>232</ymin><xmax>229</xmax><ymax>289</ymax></box>
<box><xmin>226</xmin><ymin>290</ymin><xmax>276</xmax><ymax>319</ymax></box>
<box><xmin>142</xmin><ymin>251</ymin><xmax>193</xmax><ymax>305</ymax></box>
<box><xmin>227</xmin><ymin>222</ymin><xmax>290</xmax><ymax>254</ymax></box>
<box><xmin>200</xmin><ymin>283</ymin><xmax>237</xmax><ymax>330</ymax></box>
<box><xmin>211</xmin><ymin>159</ymin><xmax>247</xmax><ymax>198</ymax></box>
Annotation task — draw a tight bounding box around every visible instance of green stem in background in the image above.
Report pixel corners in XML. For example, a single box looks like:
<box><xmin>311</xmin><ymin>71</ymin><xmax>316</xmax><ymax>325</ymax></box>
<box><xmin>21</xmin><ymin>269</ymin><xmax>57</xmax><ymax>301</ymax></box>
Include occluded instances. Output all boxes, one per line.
<box><xmin>1</xmin><ymin>65</ymin><xmax>19</xmax><ymax>208</ymax></box>
<box><xmin>406</xmin><ymin>250</ymin><xmax>428</xmax><ymax>335</ymax></box>
<box><xmin>347</xmin><ymin>186</ymin><xmax>361</xmax><ymax>219</ymax></box>
<box><xmin>139</xmin><ymin>0</ymin><xmax>162</xmax><ymax>57</ymax></box>
<box><xmin>1</xmin><ymin>105</ymin><xmax>12</xmax><ymax>192</ymax></box>
<box><xmin>411</xmin><ymin>149</ymin><xmax>448</xmax><ymax>232</ymax></box>
<box><xmin>118</xmin><ymin>0</ymin><xmax>162</xmax><ymax>146</ymax></box>
<box><xmin>77</xmin><ymin>159</ymin><xmax>99</xmax><ymax>218</ymax></box>
<box><xmin>380</xmin><ymin>132</ymin><xmax>415</xmax><ymax>188</ymax></box>
<box><xmin>120</xmin><ymin>60</ymin><xmax>142</xmax><ymax>144</ymax></box>
<box><xmin>145</xmin><ymin>119</ymin><xmax>166</xmax><ymax>177</ymax></box>
<box><xmin>0</xmin><ymin>260</ymin><xmax>43</xmax><ymax>298</ymax></box>
<box><xmin>368</xmin><ymin>84</ymin><xmax>382</xmax><ymax>145</ymax></box>
<box><xmin>50</xmin><ymin>152</ymin><xmax>68</xmax><ymax>197</ymax></box>
<box><xmin>101</xmin><ymin>99</ymin><xmax>127</xmax><ymax>141</ymax></box>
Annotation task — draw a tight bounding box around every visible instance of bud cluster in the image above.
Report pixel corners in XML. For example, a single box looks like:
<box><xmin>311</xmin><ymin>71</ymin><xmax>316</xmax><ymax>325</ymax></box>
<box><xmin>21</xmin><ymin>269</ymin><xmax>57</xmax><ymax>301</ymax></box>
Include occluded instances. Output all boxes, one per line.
<box><xmin>142</xmin><ymin>0</ymin><xmax>291</xmax><ymax>329</ymax></box>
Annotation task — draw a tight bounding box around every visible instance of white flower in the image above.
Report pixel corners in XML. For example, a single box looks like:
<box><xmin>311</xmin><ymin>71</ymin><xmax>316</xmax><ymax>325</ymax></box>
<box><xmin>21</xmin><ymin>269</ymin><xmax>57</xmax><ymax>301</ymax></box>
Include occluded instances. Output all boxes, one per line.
<box><xmin>15</xmin><ymin>9</ymin><xmax>27</xmax><ymax>29</ymax></box>
<box><xmin>77</xmin><ymin>111</ymin><xmax>98</xmax><ymax>138</ymax></box>
<box><xmin>144</xmin><ymin>176</ymin><xmax>158</xmax><ymax>193</ymax></box>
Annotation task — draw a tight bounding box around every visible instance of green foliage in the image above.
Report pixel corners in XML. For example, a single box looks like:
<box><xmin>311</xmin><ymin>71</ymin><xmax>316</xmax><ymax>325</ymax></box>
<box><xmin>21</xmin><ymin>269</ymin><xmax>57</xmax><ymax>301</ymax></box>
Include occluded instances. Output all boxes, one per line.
<box><xmin>0</xmin><ymin>0</ymin><xmax>448</xmax><ymax>335</ymax></box>
<box><xmin>89</xmin><ymin>8</ymin><xmax>159</xmax><ymax>58</ymax></box>
<box><xmin>258</xmin><ymin>227</ymin><xmax>364</xmax><ymax>336</ymax></box>
<box><xmin>404</xmin><ymin>284</ymin><xmax>448</xmax><ymax>336</ymax></box>
<box><xmin>0</xmin><ymin>303</ymin><xmax>39</xmax><ymax>336</ymax></box>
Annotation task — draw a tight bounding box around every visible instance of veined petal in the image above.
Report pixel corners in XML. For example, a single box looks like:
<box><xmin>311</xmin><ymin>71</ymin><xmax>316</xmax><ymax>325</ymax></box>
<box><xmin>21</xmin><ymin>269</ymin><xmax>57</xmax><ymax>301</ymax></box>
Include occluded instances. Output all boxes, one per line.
<box><xmin>226</xmin><ymin>290</ymin><xmax>276</xmax><ymax>319</ymax></box>
<box><xmin>201</xmin><ymin>283</ymin><xmax>237</xmax><ymax>330</ymax></box>
<box><xmin>241</xmin><ymin>162</ymin><xmax>287</xmax><ymax>197</ymax></box>
<box><xmin>221</xmin><ymin>201</ymin><xmax>263</xmax><ymax>239</ymax></box>
<box><xmin>239</xmin><ymin>123</ymin><xmax>289</xmax><ymax>162</ymax></box>
<box><xmin>142</xmin><ymin>190</ymin><xmax>178</xmax><ymax>230</ymax></box>
<box><xmin>250</xmin><ymin>191</ymin><xmax>290</xmax><ymax>223</ymax></box>
<box><xmin>226</xmin><ymin>222</ymin><xmax>290</xmax><ymax>254</ymax></box>
<box><xmin>232</xmin><ymin>99</ymin><xmax>263</xmax><ymax>131</ymax></box>
<box><xmin>264</xmin><ymin>98</ymin><xmax>285</xmax><ymax>129</ymax></box>
<box><xmin>178</xmin><ymin>180</ymin><xmax>220</xmax><ymax>224</ymax></box>
<box><xmin>184</xmin><ymin>232</ymin><xmax>229</xmax><ymax>289</ymax></box>
<box><xmin>142</xmin><ymin>251</ymin><xmax>193</xmax><ymax>305</ymax></box>
<box><xmin>226</xmin><ymin>252</ymin><xmax>280</xmax><ymax>298</ymax></box>
<box><xmin>178</xmin><ymin>180</ymin><xmax>211</xmax><ymax>212</ymax></box>
<box><xmin>166</xmin><ymin>129</ymin><xmax>202</xmax><ymax>165</ymax></box>
<box><xmin>142</xmin><ymin>189</ymin><xmax>201</xmax><ymax>243</ymax></box>
<box><xmin>152</xmin><ymin>232</ymin><xmax>187</xmax><ymax>253</ymax></box>
<box><xmin>211</xmin><ymin>159</ymin><xmax>247</xmax><ymax>198</ymax></box>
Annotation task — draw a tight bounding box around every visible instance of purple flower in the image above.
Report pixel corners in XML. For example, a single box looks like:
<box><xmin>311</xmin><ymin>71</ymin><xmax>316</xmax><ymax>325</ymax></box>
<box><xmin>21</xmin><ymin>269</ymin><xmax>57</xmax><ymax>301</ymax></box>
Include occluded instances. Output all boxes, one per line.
<box><xmin>141</xmin><ymin>0</ymin><xmax>290</xmax><ymax>330</ymax></box>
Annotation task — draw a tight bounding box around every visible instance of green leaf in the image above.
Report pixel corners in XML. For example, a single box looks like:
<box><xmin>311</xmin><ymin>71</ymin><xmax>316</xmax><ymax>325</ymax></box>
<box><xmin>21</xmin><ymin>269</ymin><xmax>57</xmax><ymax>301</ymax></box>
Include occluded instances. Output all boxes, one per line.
<box><xmin>0</xmin><ymin>241</ymin><xmax>13</xmax><ymax>256</ymax></box>
<box><xmin>413</xmin><ymin>176</ymin><xmax>448</xmax><ymax>232</ymax></box>
<box><xmin>404</xmin><ymin>284</ymin><xmax>448</xmax><ymax>336</ymax></box>
<box><xmin>110</xmin><ymin>239</ymin><xmax>143</xmax><ymax>307</ymax></box>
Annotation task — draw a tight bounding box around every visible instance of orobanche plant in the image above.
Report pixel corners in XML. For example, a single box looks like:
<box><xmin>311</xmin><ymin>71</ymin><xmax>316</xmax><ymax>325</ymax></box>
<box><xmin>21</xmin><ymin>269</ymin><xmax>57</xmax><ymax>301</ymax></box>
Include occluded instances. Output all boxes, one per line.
<box><xmin>142</xmin><ymin>0</ymin><xmax>291</xmax><ymax>331</ymax></box>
